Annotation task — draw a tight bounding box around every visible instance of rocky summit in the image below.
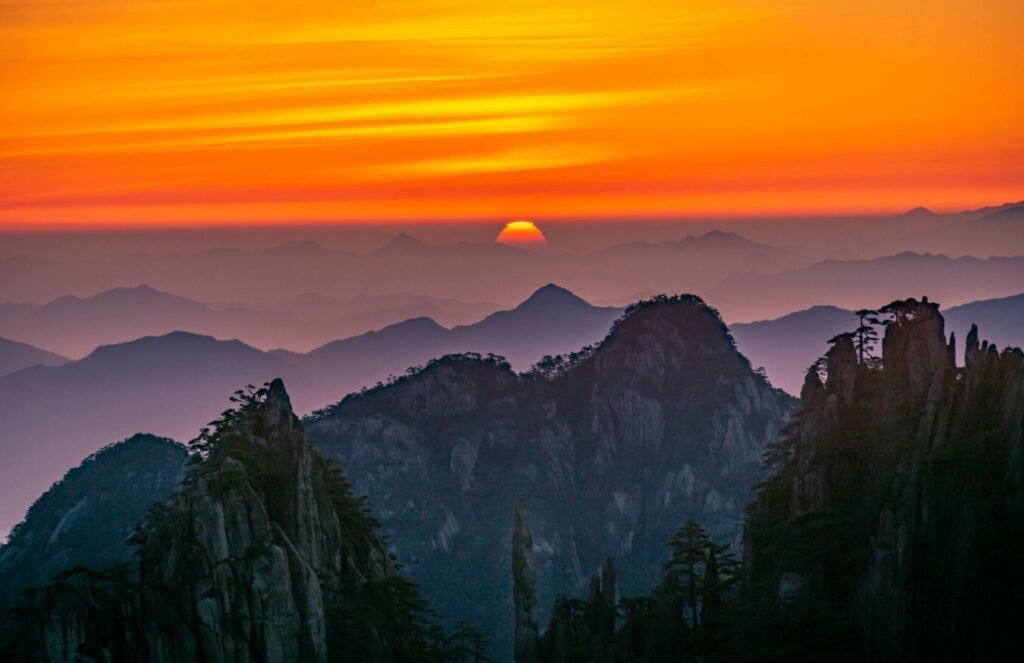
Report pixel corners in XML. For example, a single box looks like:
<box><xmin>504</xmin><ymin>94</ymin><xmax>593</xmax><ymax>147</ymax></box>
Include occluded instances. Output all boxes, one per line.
<box><xmin>4</xmin><ymin>379</ymin><xmax>446</xmax><ymax>662</ymax></box>
<box><xmin>306</xmin><ymin>295</ymin><xmax>795</xmax><ymax>656</ymax></box>
<box><xmin>744</xmin><ymin>298</ymin><xmax>1024</xmax><ymax>660</ymax></box>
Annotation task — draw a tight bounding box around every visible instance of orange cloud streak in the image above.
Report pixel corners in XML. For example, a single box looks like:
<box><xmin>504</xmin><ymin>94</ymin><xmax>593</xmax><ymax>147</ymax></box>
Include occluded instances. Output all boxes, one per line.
<box><xmin>1</xmin><ymin>0</ymin><xmax>1022</xmax><ymax>228</ymax></box>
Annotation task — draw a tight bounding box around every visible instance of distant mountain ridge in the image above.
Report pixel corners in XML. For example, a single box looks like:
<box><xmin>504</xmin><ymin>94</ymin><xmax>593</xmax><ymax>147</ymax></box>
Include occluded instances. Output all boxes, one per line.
<box><xmin>0</xmin><ymin>284</ymin><xmax>499</xmax><ymax>357</ymax></box>
<box><xmin>731</xmin><ymin>293</ymin><xmax>1024</xmax><ymax>394</ymax></box>
<box><xmin>0</xmin><ymin>284</ymin><xmax>621</xmax><ymax>540</ymax></box>
<box><xmin>711</xmin><ymin>252</ymin><xmax>1024</xmax><ymax>321</ymax></box>
<box><xmin>0</xmin><ymin>337</ymin><xmax>67</xmax><ymax>377</ymax></box>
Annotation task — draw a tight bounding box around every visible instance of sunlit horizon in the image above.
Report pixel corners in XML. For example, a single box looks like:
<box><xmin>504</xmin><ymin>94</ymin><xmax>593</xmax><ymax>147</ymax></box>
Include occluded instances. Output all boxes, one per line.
<box><xmin>2</xmin><ymin>0</ymin><xmax>1023</xmax><ymax>229</ymax></box>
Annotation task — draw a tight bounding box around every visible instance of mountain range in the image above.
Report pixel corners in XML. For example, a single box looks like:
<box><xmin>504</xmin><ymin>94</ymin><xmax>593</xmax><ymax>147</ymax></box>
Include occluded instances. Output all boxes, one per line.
<box><xmin>709</xmin><ymin>252</ymin><xmax>1024</xmax><ymax>321</ymax></box>
<box><xmin>0</xmin><ymin>284</ymin><xmax>497</xmax><ymax>357</ymax></box>
<box><xmin>0</xmin><ymin>285</ymin><xmax>620</xmax><ymax>540</ymax></box>
<box><xmin>0</xmin><ymin>336</ymin><xmax>67</xmax><ymax>376</ymax></box>
<box><xmin>305</xmin><ymin>295</ymin><xmax>793</xmax><ymax>656</ymax></box>
<box><xmin>732</xmin><ymin>292</ymin><xmax>1024</xmax><ymax>394</ymax></box>
<box><xmin>3</xmin><ymin>281</ymin><xmax>1021</xmax><ymax>539</ymax></box>
<box><xmin>1</xmin><ymin>290</ymin><xmax>1022</xmax><ymax>660</ymax></box>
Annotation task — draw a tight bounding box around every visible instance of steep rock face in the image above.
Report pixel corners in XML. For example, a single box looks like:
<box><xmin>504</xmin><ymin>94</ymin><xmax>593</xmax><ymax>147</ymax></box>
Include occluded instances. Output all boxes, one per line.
<box><xmin>514</xmin><ymin>501</ymin><xmax>540</xmax><ymax>663</ymax></box>
<box><xmin>0</xmin><ymin>434</ymin><xmax>187</xmax><ymax>633</ymax></box>
<box><xmin>4</xmin><ymin>380</ymin><xmax>431</xmax><ymax>662</ymax></box>
<box><xmin>514</xmin><ymin>505</ymin><xmax>690</xmax><ymax>663</ymax></box>
<box><xmin>306</xmin><ymin>295</ymin><xmax>794</xmax><ymax>656</ymax></box>
<box><xmin>745</xmin><ymin>299</ymin><xmax>1024</xmax><ymax>660</ymax></box>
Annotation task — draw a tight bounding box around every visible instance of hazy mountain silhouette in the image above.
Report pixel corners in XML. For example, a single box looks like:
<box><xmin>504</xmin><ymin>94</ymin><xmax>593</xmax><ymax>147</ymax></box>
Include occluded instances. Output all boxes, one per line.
<box><xmin>278</xmin><ymin>284</ymin><xmax>622</xmax><ymax>399</ymax></box>
<box><xmin>0</xmin><ymin>284</ymin><xmax>498</xmax><ymax>356</ymax></box>
<box><xmin>0</xmin><ymin>285</ymin><xmax>231</xmax><ymax>356</ymax></box>
<box><xmin>971</xmin><ymin>204</ymin><xmax>1024</xmax><ymax>226</ymax></box>
<box><xmin>731</xmin><ymin>306</ymin><xmax>858</xmax><ymax>394</ymax></box>
<box><xmin>730</xmin><ymin>293</ymin><xmax>1024</xmax><ymax>394</ymax></box>
<box><xmin>0</xmin><ymin>332</ymin><xmax>314</xmax><ymax>539</ymax></box>
<box><xmin>897</xmin><ymin>206</ymin><xmax>941</xmax><ymax>220</ymax></box>
<box><xmin>710</xmin><ymin>253</ymin><xmax>1024</xmax><ymax>321</ymax></box>
<box><xmin>945</xmin><ymin>293</ymin><xmax>1024</xmax><ymax>355</ymax></box>
<box><xmin>0</xmin><ymin>337</ymin><xmax>67</xmax><ymax>376</ymax></box>
<box><xmin>0</xmin><ymin>284</ymin><xmax>619</xmax><ymax>538</ymax></box>
<box><xmin>601</xmin><ymin>230</ymin><xmax>784</xmax><ymax>257</ymax></box>
<box><xmin>911</xmin><ymin>203</ymin><xmax>1024</xmax><ymax>256</ymax></box>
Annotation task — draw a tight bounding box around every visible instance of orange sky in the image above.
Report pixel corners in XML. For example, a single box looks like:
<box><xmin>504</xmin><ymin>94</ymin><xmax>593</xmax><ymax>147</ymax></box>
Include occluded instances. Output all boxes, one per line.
<box><xmin>1</xmin><ymin>0</ymin><xmax>1022</xmax><ymax>228</ymax></box>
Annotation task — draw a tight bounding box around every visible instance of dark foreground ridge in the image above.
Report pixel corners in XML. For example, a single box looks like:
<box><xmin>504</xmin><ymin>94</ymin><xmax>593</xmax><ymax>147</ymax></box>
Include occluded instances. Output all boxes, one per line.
<box><xmin>0</xmin><ymin>434</ymin><xmax>187</xmax><ymax>637</ymax></box>
<box><xmin>3</xmin><ymin>379</ymin><xmax>469</xmax><ymax>662</ymax></box>
<box><xmin>744</xmin><ymin>298</ymin><xmax>1024</xmax><ymax>660</ymax></box>
<box><xmin>509</xmin><ymin>298</ymin><xmax>1024</xmax><ymax>662</ymax></box>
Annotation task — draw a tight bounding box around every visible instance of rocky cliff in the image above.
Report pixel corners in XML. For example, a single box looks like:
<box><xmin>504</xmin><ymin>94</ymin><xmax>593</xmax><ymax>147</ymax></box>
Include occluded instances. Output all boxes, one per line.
<box><xmin>744</xmin><ymin>298</ymin><xmax>1024</xmax><ymax>660</ymax></box>
<box><xmin>512</xmin><ymin>505</ymin><xmax>694</xmax><ymax>663</ymax></box>
<box><xmin>4</xmin><ymin>380</ymin><xmax>446</xmax><ymax>662</ymax></box>
<box><xmin>306</xmin><ymin>295</ymin><xmax>794</xmax><ymax>656</ymax></box>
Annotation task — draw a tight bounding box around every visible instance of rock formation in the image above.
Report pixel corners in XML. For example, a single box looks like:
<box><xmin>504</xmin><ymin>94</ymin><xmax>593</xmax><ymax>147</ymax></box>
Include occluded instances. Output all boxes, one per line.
<box><xmin>307</xmin><ymin>294</ymin><xmax>794</xmax><ymax>656</ymax></box>
<box><xmin>514</xmin><ymin>502</ymin><xmax>540</xmax><ymax>663</ymax></box>
<box><xmin>744</xmin><ymin>298</ymin><xmax>1024</xmax><ymax>660</ymax></box>
<box><xmin>515</xmin><ymin>502</ymin><xmax>695</xmax><ymax>663</ymax></box>
<box><xmin>3</xmin><ymin>380</ymin><xmax>444</xmax><ymax>662</ymax></box>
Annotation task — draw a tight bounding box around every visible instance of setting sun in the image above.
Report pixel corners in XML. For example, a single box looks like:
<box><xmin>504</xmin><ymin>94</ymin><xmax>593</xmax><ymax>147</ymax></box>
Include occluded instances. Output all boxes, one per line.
<box><xmin>496</xmin><ymin>220</ymin><xmax>547</xmax><ymax>248</ymax></box>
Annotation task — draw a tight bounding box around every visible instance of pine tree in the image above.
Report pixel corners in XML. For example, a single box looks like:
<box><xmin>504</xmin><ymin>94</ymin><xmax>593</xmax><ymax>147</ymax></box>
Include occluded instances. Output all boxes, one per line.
<box><xmin>665</xmin><ymin>520</ymin><xmax>711</xmax><ymax>629</ymax></box>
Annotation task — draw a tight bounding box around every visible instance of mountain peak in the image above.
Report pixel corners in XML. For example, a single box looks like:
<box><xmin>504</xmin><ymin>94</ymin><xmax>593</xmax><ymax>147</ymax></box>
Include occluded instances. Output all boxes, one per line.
<box><xmin>517</xmin><ymin>284</ymin><xmax>588</xmax><ymax>309</ymax></box>
<box><xmin>605</xmin><ymin>294</ymin><xmax>733</xmax><ymax>349</ymax></box>
<box><xmin>899</xmin><ymin>206</ymin><xmax>940</xmax><ymax>218</ymax></box>
<box><xmin>377</xmin><ymin>233</ymin><xmax>429</xmax><ymax>254</ymax></box>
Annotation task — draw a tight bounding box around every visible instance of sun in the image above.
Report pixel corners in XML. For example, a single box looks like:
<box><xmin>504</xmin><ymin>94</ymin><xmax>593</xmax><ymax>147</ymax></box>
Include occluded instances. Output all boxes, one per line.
<box><xmin>496</xmin><ymin>220</ymin><xmax>547</xmax><ymax>248</ymax></box>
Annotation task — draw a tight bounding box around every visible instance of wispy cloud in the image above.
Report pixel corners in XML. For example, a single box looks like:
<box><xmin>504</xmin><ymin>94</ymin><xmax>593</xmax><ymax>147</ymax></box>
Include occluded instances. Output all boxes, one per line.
<box><xmin>1</xmin><ymin>0</ymin><xmax>1022</xmax><ymax>226</ymax></box>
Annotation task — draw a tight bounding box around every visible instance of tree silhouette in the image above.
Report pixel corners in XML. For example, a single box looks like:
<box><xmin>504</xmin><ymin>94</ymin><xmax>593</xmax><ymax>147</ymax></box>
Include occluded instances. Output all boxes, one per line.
<box><xmin>853</xmin><ymin>308</ymin><xmax>881</xmax><ymax>364</ymax></box>
<box><xmin>665</xmin><ymin>520</ymin><xmax>711</xmax><ymax>628</ymax></box>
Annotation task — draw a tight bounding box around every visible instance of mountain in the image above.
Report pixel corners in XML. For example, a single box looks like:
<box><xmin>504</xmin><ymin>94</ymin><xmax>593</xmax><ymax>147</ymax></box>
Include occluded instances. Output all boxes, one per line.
<box><xmin>280</xmin><ymin>283</ymin><xmax>622</xmax><ymax>398</ymax></box>
<box><xmin>602</xmin><ymin>230</ymin><xmax>783</xmax><ymax>258</ymax></box>
<box><xmin>969</xmin><ymin>203</ymin><xmax>1024</xmax><ymax>225</ymax></box>
<box><xmin>710</xmin><ymin>253</ymin><xmax>1024</xmax><ymax>321</ymax></box>
<box><xmin>728</xmin><ymin>293</ymin><xmax>1024</xmax><ymax>395</ymax></box>
<box><xmin>0</xmin><ymin>332</ymin><xmax>315</xmax><ymax>539</ymax></box>
<box><xmin>912</xmin><ymin>202</ymin><xmax>1024</xmax><ymax>257</ymax></box>
<box><xmin>0</xmin><ymin>336</ymin><xmax>67</xmax><ymax>376</ymax></box>
<box><xmin>0</xmin><ymin>285</ymin><xmax>252</xmax><ymax>357</ymax></box>
<box><xmin>447</xmin><ymin>283</ymin><xmax>621</xmax><ymax>368</ymax></box>
<box><xmin>0</xmin><ymin>284</ymin><xmax>499</xmax><ymax>357</ymax></box>
<box><xmin>305</xmin><ymin>295</ymin><xmax>794</xmax><ymax>657</ymax></box>
<box><xmin>945</xmin><ymin>293</ymin><xmax>1024</xmax><ymax>353</ymax></box>
<box><xmin>898</xmin><ymin>206</ymin><xmax>940</xmax><ymax>219</ymax></box>
<box><xmin>0</xmin><ymin>285</ymin><xmax>618</xmax><ymax>540</ymax></box>
<box><xmin>731</xmin><ymin>305</ymin><xmax>857</xmax><ymax>394</ymax></box>
<box><xmin>0</xmin><ymin>434</ymin><xmax>187</xmax><ymax>633</ymax></box>
<box><xmin>744</xmin><ymin>299</ymin><xmax>1024</xmax><ymax>659</ymax></box>
<box><xmin>3</xmin><ymin>380</ymin><xmax>459</xmax><ymax>662</ymax></box>
<box><xmin>273</xmin><ymin>290</ymin><xmax>498</xmax><ymax>332</ymax></box>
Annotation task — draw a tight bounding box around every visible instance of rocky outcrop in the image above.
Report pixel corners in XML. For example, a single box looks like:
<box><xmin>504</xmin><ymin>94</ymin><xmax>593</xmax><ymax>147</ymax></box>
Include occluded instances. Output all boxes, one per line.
<box><xmin>0</xmin><ymin>434</ymin><xmax>187</xmax><ymax>640</ymax></box>
<box><xmin>514</xmin><ymin>502</ymin><xmax>540</xmax><ymax>663</ymax></box>
<box><xmin>744</xmin><ymin>298</ymin><xmax>1024</xmax><ymax>660</ymax></box>
<box><xmin>515</xmin><ymin>502</ymin><xmax>693</xmax><ymax>663</ymax></box>
<box><xmin>307</xmin><ymin>295</ymin><xmax>794</xmax><ymax>656</ymax></box>
<box><xmin>4</xmin><ymin>380</ymin><xmax>439</xmax><ymax>662</ymax></box>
